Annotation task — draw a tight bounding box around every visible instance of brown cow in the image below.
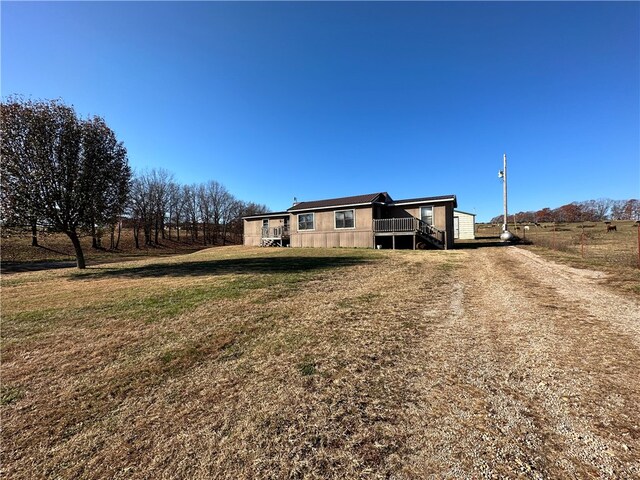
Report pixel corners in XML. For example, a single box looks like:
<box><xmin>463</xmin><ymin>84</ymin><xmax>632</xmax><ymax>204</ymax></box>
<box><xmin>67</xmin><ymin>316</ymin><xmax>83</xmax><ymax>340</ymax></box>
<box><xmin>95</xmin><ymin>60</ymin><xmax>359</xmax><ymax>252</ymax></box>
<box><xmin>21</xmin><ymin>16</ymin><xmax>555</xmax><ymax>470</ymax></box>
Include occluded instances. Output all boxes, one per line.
<box><xmin>607</xmin><ymin>224</ymin><xmax>617</xmax><ymax>232</ymax></box>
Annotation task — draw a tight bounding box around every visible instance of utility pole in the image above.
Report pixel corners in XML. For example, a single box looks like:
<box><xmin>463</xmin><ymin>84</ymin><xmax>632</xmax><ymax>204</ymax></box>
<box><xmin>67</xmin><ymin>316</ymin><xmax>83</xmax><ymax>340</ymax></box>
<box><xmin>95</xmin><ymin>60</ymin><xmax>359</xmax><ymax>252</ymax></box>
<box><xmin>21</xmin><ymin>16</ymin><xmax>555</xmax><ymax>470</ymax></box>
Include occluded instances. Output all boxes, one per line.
<box><xmin>498</xmin><ymin>153</ymin><xmax>514</xmax><ymax>241</ymax></box>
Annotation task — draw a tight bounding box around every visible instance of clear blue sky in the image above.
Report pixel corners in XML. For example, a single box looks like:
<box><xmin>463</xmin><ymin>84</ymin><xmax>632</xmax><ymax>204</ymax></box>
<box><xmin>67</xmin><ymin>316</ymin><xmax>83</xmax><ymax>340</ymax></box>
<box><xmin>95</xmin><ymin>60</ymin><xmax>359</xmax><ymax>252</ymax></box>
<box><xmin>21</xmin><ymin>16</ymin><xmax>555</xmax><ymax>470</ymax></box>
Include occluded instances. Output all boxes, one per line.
<box><xmin>2</xmin><ymin>1</ymin><xmax>639</xmax><ymax>222</ymax></box>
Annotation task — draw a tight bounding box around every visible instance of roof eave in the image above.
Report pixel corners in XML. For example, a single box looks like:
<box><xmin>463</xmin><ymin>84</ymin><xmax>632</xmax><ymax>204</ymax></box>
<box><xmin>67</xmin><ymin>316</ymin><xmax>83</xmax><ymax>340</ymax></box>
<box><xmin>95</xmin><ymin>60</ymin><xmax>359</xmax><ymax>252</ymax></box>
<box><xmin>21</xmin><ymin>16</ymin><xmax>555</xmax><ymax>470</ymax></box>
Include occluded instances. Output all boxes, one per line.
<box><xmin>454</xmin><ymin>209</ymin><xmax>476</xmax><ymax>216</ymax></box>
<box><xmin>242</xmin><ymin>211</ymin><xmax>290</xmax><ymax>220</ymax></box>
<box><xmin>288</xmin><ymin>201</ymin><xmax>377</xmax><ymax>213</ymax></box>
<box><xmin>390</xmin><ymin>196</ymin><xmax>457</xmax><ymax>207</ymax></box>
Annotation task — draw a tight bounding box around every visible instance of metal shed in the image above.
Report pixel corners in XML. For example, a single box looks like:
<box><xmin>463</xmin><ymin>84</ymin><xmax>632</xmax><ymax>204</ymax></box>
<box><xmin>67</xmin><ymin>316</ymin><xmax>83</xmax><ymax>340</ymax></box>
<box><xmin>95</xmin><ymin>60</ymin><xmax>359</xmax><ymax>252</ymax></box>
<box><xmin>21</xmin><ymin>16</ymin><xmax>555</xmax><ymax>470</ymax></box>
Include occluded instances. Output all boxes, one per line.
<box><xmin>453</xmin><ymin>210</ymin><xmax>476</xmax><ymax>240</ymax></box>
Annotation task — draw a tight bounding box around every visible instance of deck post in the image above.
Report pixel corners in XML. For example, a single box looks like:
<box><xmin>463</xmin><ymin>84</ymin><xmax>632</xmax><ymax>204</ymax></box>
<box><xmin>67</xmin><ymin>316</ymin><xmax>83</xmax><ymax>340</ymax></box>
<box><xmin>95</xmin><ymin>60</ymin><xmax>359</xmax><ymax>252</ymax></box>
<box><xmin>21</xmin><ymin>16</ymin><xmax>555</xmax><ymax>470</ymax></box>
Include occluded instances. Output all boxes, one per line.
<box><xmin>392</xmin><ymin>235</ymin><xmax>395</xmax><ymax>250</ymax></box>
<box><xmin>413</xmin><ymin>235</ymin><xmax>416</xmax><ymax>250</ymax></box>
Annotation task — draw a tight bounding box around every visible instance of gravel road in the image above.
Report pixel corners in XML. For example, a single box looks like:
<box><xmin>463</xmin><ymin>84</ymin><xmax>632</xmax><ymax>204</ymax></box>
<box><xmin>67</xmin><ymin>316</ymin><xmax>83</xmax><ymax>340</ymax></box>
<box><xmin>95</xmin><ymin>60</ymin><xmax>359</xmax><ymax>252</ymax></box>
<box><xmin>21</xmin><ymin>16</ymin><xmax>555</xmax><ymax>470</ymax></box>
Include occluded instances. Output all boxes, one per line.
<box><xmin>407</xmin><ymin>246</ymin><xmax>640</xmax><ymax>478</ymax></box>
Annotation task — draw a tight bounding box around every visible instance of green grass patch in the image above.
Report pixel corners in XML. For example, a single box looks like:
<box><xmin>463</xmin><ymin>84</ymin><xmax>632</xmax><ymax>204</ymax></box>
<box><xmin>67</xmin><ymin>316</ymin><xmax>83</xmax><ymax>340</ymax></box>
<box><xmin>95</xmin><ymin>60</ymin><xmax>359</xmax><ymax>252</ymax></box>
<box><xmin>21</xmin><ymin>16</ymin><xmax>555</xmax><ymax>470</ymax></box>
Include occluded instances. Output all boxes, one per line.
<box><xmin>298</xmin><ymin>359</ymin><xmax>317</xmax><ymax>376</ymax></box>
<box><xmin>437</xmin><ymin>261</ymin><xmax>458</xmax><ymax>272</ymax></box>
<box><xmin>1</xmin><ymin>385</ymin><xmax>24</xmax><ymax>406</ymax></box>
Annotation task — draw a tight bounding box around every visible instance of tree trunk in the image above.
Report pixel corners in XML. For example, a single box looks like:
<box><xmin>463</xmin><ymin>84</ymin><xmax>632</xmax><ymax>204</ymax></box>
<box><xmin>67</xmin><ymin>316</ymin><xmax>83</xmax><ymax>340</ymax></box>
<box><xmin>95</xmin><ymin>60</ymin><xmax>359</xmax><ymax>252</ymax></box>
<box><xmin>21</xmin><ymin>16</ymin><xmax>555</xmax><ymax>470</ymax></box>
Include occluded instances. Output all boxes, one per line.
<box><xmin>66</xmin><ymin>230</ymin><xmax>86</xmax><ymax>269</ymax></box>
<box><xmin>144</xmin><ymin>224</ymin><xmax>151</xmax><ymax>246</ymax></box>
<box><xmin>134</xmin><ymin>225</ymin><xmax>140</xmax><ymax>249</ymax></box>
<box><xmin>31</xmin><ymin>220</ymin><xmax>38</xmax><ymax>247</ymax></box>
<box><xmin>115</xmin><ymin>220</ymin><xmax>122</xmax><ymax>249</ymax></box>
<box><xmin>91</xmin><ymin>223</ymin><xmax>98</xmax><ymax>249</ymax></box>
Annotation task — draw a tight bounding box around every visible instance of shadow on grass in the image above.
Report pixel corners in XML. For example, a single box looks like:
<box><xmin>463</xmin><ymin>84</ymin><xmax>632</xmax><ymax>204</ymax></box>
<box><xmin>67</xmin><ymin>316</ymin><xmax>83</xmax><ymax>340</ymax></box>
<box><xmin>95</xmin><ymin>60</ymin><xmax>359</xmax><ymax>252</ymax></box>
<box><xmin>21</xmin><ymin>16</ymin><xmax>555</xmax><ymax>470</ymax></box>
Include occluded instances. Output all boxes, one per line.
<box><xmin>453</xmin><ymin>239</ymin><xmax>522</xmax><ymax>249</ymax></box>
<box><xmin>1</xmin><ymin>260</ymin><xmax>78</xmax><ymax>274</ymax></box>
<box><xmin>71</xmin><ymin>255</ymin><xmax>371</xmax><ymax>280</ymax></box>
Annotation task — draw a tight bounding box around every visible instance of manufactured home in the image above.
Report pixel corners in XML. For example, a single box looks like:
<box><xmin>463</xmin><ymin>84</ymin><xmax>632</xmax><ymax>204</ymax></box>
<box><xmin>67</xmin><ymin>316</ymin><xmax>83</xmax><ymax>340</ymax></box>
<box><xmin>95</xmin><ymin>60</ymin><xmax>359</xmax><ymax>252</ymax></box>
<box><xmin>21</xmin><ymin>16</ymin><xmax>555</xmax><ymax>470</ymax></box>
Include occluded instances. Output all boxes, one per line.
<box><xmin>243</xmin><ymin>192</ymin><xmax>457</xmax><ymax>250</ymax></box>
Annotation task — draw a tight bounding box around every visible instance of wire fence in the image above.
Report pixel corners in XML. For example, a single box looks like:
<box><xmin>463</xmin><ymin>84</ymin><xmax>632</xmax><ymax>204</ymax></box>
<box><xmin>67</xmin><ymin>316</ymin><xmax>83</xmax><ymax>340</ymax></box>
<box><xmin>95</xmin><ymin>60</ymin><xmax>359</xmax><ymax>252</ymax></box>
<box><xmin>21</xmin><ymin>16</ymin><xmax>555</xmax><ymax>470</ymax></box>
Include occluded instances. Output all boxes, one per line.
<box><xmin>477</xmin><ymin>221</ymin><xmax>640</xmax><ymax>269</ymax></box>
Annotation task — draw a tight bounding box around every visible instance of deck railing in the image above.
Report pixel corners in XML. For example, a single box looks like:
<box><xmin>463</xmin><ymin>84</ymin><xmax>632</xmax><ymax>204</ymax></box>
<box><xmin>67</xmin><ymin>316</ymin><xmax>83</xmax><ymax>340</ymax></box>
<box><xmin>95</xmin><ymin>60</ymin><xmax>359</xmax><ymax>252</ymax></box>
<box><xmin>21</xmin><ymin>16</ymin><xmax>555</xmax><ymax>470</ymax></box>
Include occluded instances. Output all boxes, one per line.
<box><xmin>261</xmin><ymin>226</ymin><xmax>290</xmax><ymax>238</ymax></box>
<box><xmin>373</xmin><ymin>218</ymin><xmax>444</xmax><ymax>245</ymax></box>
<box><xmin>373</xmin><ymin>217</ymin><xmax>416</xmax><ymax>232</ymax></box>
<box><xmin>417</xmin><ymin>219</ymin><xmax>445</xmax><ymax>245</ymax></box>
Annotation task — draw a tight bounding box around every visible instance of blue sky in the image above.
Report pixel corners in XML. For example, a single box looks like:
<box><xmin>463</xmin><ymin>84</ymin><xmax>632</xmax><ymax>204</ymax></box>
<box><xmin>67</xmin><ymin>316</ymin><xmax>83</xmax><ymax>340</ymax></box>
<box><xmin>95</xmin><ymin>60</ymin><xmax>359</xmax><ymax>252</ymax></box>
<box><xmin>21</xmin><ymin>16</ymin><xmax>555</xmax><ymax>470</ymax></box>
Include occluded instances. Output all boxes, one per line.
<box><xmin>2</xmin><ymin>1</ymin><xmax>638</xmax><ymax>222</ymax></box>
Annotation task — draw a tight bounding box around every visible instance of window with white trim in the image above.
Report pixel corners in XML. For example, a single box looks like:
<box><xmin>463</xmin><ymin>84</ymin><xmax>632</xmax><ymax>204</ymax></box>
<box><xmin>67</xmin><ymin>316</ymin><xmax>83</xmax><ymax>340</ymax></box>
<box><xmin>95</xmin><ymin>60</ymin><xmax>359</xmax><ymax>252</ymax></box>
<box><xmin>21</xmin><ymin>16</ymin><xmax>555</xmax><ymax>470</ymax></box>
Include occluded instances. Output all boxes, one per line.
<box><xmin>298</xmin><ymin>213</ymin><xmax>314</xmax><ymax>230</ymax></box>
<box><xmin>335</xmin><ymin>209</ymin><xmax>355</xmax><ymax>229</ymax></box>
<box><xmin>420</xmin><ymin>206</ymin><xmax>433</xmax><ymax>225</ymax></box>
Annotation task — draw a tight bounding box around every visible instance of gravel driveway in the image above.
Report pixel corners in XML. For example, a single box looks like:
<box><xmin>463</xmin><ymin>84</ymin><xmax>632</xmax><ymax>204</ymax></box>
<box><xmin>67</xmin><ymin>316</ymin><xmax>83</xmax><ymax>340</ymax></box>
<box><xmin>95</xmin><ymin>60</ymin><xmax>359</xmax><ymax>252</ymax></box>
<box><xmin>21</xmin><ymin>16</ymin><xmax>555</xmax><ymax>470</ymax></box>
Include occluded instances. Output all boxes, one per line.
<box><xmin>409</xmin><ymin>246</ymin><xmax>640</xmax><ymax>478</ymax></box>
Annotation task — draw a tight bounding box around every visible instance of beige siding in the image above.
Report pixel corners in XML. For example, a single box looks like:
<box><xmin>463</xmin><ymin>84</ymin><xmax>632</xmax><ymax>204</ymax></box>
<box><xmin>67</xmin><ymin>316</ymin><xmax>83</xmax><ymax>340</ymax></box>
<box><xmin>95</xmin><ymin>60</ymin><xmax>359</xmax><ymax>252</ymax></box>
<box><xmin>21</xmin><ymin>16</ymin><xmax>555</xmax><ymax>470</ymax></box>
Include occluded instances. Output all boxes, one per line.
<box><xmin>243</xmin><ymin>219</ymin><xmax>263</xmax><ymax>246</ymax></box>
<box><xmin>454</xmin><ymin>211</ymin><xmax>475</xmax><ymax>240</ymax></box>
<box><xmin>290</xmin><ymin>207</ymin><xmax>373</xmax><ymax>248</ymax></box>
<box><xmin>272</xmin><ymin>218</ymin><xmax>285</xmax><ymax>229</ymax></box>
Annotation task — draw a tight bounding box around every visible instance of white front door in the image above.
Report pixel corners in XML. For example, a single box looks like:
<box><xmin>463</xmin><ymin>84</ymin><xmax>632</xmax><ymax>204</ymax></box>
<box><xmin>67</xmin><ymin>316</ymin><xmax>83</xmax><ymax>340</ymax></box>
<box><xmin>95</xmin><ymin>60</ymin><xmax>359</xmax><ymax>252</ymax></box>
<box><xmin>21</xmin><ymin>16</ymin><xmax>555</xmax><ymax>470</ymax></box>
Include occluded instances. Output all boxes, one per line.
<box><xmin>454</xmin><ymin>216</ymin><xmax>459</xmax><ymax>239</ymax></box>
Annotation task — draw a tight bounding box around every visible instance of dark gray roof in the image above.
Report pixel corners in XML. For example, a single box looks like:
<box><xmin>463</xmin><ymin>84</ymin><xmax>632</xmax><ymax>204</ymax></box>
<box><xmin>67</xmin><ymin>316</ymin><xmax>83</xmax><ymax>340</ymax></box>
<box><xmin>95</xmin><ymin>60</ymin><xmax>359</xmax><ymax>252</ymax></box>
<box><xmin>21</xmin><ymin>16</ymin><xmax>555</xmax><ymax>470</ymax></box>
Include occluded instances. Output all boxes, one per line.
<box><xmin>242</xmin><ymin>211</ymin><xmax>290</xmax><ymax>220</ymax></box>
<box><xmin>288</xmin><ymin>192</ymin><xmax>389</xmax><ymax>212</ymax></box>
<box><xmin>391</xmin><ymin>195</ymin><xmax>457</xmax><ymax>208</ymax></box>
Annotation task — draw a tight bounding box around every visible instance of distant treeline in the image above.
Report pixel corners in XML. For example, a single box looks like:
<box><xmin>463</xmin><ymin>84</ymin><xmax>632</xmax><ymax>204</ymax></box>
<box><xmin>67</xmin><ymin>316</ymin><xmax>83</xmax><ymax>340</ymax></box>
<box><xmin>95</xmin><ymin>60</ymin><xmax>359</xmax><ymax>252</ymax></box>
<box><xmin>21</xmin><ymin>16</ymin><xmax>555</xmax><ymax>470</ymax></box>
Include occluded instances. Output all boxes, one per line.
<box><xmin>490</xmin><ymin>199</ymin><xmax>640</xmax><ymax>224</ymax></box>
<box><xmin>125</xmin><ymin>169</ymin><xmax>269</xmax><ymax>249</ymax></box>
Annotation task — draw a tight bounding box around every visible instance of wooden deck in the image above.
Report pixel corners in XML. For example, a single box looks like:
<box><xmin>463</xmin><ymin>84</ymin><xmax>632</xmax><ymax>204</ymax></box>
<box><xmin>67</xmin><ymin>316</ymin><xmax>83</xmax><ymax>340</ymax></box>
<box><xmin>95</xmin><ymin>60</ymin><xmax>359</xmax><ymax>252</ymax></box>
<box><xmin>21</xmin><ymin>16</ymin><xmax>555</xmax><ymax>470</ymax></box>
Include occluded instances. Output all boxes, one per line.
<box><xmin>373</xmin><ymin>218</ymin><xmax>446</xmax><ymax>249</ymax></box>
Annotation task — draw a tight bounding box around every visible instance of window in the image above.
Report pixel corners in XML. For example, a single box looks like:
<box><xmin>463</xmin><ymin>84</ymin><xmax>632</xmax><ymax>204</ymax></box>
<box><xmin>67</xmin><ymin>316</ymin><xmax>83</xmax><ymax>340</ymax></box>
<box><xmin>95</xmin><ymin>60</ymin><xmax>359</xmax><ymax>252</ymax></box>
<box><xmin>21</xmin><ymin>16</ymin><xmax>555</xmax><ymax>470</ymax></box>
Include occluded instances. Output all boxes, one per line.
<box><xmin>420</xmin><ymin>206</ymin><xmax>433</xmax><ymax>225</ymax></box>
<box><xmin>298</xmin><ymin>213</ymin><xmax>314</xmax><ymax>230</ymax></box>
<box><xmin>262</xmin><ymin>219</ymin><xmax>269</xmax><ymax>229</ymax></box>
<box><xmin>335</xmin><ymin>209</ymin><xmax>355</xmax><ymax>229</ymax></box>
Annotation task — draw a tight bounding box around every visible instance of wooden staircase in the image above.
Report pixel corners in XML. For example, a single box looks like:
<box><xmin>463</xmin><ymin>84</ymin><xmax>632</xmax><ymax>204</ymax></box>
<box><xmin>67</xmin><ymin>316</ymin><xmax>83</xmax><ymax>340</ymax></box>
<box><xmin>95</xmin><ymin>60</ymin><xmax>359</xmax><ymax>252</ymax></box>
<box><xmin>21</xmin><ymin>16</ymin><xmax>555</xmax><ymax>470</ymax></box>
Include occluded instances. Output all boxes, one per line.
<box><xmin>260</xmin><ymin>238</ymin><xmax>280</xmax><ymax>247</ymax></box>
<box><xmin>415</xmin><ymin>219</ymin><xmax>445</xmax><ymax>249</ymax></box>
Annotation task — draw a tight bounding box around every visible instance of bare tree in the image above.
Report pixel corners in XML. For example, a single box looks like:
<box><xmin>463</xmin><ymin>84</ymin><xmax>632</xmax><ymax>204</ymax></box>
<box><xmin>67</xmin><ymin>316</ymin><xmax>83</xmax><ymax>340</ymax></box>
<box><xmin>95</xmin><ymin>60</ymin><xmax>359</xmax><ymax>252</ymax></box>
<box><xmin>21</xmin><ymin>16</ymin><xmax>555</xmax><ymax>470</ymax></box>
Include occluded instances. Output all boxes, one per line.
<box><xmin>167</xmin><ymin>181</ymin><xmax>184</xmax><ymax>240</ymax></box>
<box><xmin>197</xmin><ymin>183</ymin><xmax>211</xmax><ymax>245</ymax></box>
<box><xmin>182</xmin><ymin>184</ymin><xmax>200</xmax><ymax>243</ymax></box>
<box><xmin>581</xmin><ymin>198</ymin><xmax>613</xmax><ymax>221</ymax></box>
<box><xmin>148</xmin><ymin>169</ymin><xmax>172</xmax><ymax>244</ymax></box>
<box><xmin>129</xmin><ymin>175</ymin><xmax>153</xmax><ymax>248</ymax></box>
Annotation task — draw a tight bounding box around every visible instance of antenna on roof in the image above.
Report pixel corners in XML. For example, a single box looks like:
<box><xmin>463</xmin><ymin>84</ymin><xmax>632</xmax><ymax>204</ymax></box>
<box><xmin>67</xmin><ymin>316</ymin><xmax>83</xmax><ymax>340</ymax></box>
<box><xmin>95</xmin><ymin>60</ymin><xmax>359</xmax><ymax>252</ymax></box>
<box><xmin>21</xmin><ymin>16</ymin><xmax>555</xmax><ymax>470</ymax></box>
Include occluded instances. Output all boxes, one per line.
<box><xmin>293</xmin><ymin>196</ymin><xmax>298</xmax><ymax>206</ymax></box>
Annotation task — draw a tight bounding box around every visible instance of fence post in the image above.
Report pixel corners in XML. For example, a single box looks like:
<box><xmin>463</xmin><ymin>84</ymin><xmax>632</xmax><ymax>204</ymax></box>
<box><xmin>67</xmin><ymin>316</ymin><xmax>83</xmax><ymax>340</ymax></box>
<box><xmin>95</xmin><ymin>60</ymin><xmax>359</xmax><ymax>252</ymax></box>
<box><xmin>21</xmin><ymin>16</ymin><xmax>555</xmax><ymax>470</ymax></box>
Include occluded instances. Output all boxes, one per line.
<box><xmin>581</xmin><ymin>225</ymin><xmax>585</xmax><ymax>259</ymax></box>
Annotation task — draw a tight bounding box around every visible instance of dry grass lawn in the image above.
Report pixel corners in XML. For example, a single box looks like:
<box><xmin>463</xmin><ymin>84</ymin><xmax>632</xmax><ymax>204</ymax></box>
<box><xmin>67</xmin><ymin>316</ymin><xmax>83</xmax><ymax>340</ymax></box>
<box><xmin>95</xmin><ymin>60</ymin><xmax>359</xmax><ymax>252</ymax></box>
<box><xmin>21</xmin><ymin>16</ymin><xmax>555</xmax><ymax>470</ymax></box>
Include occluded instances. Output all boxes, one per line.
<box><xmin>2</xmin><ymin>246</ymin><xmax>639</xmax><ymax>478</ymax></box>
